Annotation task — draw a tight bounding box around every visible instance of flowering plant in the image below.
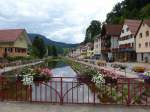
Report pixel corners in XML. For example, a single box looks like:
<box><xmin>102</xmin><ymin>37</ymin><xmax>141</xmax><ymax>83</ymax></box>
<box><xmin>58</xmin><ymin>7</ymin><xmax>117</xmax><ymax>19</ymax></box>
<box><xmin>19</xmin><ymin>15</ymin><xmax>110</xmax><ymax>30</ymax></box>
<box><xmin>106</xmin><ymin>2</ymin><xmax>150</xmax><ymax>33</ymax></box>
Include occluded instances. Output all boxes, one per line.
<box><xmin>22</xmin><ymin>74</ymin><xmax>33</xmax><ymax>85</ymax></box>
<box><xmin>92</xmin><ymin>72</ymin><xmax>105</xmax><ymax>88</ymax></box>
<box><xmin>138</xmin><ymin>71</ymin><xmax>150</xmax><ymax>84</ymax></box>
<box><xmin>138</xmin><ymin>71</ymin><xmax>150</xmax><ymax>79</ymax></box>
<box><xmin>17</xmin><ymin>67</ymin><xmax>52</xmax><ymax>85</ymax></box>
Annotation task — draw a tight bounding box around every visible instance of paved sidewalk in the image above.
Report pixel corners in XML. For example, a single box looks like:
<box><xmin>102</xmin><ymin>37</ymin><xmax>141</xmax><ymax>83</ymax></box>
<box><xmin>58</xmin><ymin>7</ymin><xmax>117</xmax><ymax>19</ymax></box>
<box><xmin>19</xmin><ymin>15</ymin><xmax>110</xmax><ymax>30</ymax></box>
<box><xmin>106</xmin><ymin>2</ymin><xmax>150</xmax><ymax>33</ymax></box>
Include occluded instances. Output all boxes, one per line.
<box><xmin>0</xmin><ymin>102</ymin><xmax>149</xmax><ymax>112</ymax></box>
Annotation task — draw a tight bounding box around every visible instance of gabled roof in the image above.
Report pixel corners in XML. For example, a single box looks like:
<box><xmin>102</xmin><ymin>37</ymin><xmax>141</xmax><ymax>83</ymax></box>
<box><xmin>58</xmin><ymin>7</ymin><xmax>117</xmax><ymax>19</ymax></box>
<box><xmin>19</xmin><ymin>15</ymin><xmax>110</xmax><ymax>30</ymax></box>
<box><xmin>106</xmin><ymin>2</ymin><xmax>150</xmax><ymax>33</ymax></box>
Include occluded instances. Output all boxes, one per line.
<box><xmin>124</xmin><ymin>19</ymin><xmax>142</xmax><ymax>35</ymax></box>
<box><xmin>105</xmin><ymin>24</ymin><xmax>122</xmax><ymax>36</ymax></box>
<box><xmin>143</xmin><ymin>19</ymin><xmax>150</xmax><ymax>27</ymax></box>
<box><xmin>135</xmin><ymin>19</ymin><xmax>150</xmax><ymax>37</ymax></box>
<box><xmin>0</xmin><ymin>29</ymin><xmax>25</xmax><ymax>42</ymax></box>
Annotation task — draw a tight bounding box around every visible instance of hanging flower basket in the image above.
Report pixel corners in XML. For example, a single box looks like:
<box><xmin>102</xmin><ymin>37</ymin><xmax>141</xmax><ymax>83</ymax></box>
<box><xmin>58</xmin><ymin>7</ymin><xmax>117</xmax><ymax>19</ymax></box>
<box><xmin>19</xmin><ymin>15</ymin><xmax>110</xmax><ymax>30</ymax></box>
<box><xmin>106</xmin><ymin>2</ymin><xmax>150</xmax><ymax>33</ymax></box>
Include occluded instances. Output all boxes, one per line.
<box><xmin>17</xmin><ymin>67</ymin><xmax>52</xmax><ymax>85</ymax></box>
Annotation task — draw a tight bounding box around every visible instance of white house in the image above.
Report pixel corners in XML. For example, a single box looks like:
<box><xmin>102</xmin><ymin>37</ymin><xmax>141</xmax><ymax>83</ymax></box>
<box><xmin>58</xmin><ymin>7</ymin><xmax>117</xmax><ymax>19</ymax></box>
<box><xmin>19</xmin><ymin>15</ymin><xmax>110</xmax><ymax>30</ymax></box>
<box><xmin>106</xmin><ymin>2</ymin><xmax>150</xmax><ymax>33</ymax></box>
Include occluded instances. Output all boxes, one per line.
<box><xmin>119</xmin><ymin>19</ymin><xmax>142</xmax><ymax>62</ymax></box>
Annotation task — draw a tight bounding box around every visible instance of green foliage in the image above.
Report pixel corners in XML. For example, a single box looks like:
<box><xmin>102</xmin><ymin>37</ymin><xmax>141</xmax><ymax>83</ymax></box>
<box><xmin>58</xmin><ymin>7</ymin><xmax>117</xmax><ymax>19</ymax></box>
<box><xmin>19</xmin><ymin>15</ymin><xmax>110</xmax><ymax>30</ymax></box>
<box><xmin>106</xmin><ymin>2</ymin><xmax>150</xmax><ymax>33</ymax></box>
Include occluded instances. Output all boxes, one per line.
<box><xmin>84</xmin><ymin>20</ymin><xmax>101</xmax><ymax>43</ymax></box>
<box><xmin>64</xmin><ymin>58</ymin><xmax>100</xmax><ymax>79</ymax></box>
<box><xmin>48</xmin><ymin>45</ymin><xmax>66</xmax><ymax>56</ymax></box>
<box><xmin>140</xmin><ymin>4</ymin><xmax>150</xmax><ymax>19</ymax></box>
<box><xmin>63</xmin><ymin>48</ymin><xmax>69</xmax><ymax>56</ymax></box>
<box><xmin>52</xmin><ymin>45</ymin><xmax>58</xmax><ymax>57</ymax></box>
<box><xmin>106</xmin><ymin>0</ymin><xmax>150</xmax><ymax>24</ymax></box>
<box><xmin>32</xmin><ymin>36</ymin><xmax>46</xmax><ymax>58</ymax></box>
<box><xmin>48</xmin><ymin>45</ymin><xmax>53</xmax><ymax>56</ymax></box>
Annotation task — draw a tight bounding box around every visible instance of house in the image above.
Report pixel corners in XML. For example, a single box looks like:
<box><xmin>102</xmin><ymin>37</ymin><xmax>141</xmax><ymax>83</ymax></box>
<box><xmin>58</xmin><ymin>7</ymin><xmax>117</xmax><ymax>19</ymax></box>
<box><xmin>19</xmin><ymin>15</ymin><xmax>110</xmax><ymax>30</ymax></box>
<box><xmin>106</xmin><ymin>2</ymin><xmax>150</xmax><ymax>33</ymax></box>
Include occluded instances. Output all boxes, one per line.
<box><xmin>80</xmin><ymin>45</ymin><xmax>87</xmax><ymax>59</ymax></box>
<box><xmin>101</xmin><ymin>24</ymin><xmax>122</xmax><ymax>61</ymax></box>
<box><xmin>0</xmin><ymin>29</ymin><xmax>31</xmax><ymax>58</ymax></box>
<box><xmin>136</xmin><ymin>19</ymin><xmax>150</xmax><ymax>63</ymax></box>
<box><xmin>106</xmin><ymin>25</ymin><xmax>122</xmax><ymax>61</ymax></box>
<box><xmin>86</xmin><ymin>42</ymin><xmax>94</xmax><ymax>58</ymax></box>
<box><xmin>119</xmin><ymin>19</ymin><xmax>142</xmax><ymax>62</ymax></box>
<box><xmin>93</xmin><ymin>34</ymin><xmax>101</xmax><ymax>59</ymax></box>
<box><xmin>79</xmin><ymin>42</ymin><xmax>93</xmax><ymax>59</ymax></box>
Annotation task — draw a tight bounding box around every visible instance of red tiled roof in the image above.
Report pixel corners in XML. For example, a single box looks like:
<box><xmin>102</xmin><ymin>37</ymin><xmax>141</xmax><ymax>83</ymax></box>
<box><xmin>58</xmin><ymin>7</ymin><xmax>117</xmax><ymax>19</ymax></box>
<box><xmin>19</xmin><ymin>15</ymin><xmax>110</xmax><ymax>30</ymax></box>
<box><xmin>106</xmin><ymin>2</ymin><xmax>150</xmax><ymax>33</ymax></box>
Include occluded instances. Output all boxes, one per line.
<box><xmin>106</xmin><ymin>24</ymin><xmax>122</xmax><ymax>36</ymax></box>
<box><xmin>0</xmin><ymin>29</ymin><xmax>25</xmax><ymax>42</ymax></box>
<box><xmin>143</xmin><ymin>19</ymin><xmax>150</xmax><ymax>27</ymax></box>
<box><xmin>124</xmin><ymin>19</ymin><xmax>142</xmax><ymax>35</ymax></box>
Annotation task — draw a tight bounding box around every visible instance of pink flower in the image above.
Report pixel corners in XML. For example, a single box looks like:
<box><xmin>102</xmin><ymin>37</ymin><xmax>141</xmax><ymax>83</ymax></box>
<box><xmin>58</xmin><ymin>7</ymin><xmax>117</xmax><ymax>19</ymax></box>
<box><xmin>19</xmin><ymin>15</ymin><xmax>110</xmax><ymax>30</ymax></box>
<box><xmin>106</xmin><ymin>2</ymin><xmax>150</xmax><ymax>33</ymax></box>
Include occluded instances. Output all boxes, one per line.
<box><xmin>41</xmin><ymin>68</ymin><xmax>52</xmax><ymax>76</ymax></box>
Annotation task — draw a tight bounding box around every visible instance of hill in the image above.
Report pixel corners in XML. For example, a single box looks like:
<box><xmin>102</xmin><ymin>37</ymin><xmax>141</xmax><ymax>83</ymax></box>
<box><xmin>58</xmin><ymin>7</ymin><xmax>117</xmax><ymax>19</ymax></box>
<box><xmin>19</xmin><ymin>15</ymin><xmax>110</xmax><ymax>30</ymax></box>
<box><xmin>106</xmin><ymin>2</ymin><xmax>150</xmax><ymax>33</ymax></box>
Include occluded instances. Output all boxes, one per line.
<box><xmin>106</xmin><ymin>0</ymin><xmax>150</xmax><ymax>24</ymax></box>
<box><xmin>28</xmin><ymin>33</ymin><xmax>78</xmax><ymax>48</ymax></box>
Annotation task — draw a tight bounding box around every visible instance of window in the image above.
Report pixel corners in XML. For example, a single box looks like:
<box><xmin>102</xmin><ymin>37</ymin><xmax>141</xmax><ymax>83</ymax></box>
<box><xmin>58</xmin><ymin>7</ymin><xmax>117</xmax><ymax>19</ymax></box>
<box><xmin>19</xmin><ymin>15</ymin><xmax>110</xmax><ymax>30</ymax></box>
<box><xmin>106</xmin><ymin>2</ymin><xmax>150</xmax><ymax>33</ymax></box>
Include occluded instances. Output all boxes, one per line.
<box><xmin>145</xmin><ymin>42</ymin><xmax>148</xmax><ymax>47</ymax></box>
<box><xmin>139</xmin><ymin>43</ymin><xmax>141</xmax><ymax>48</ymax></box>
<box><xmin>8</xmin><ymin>48</ymin><xmax>13</xmax><ymax>52</ymax></box>
<box><xmin>122</xmin><ymin>30</ymin><xmax>124</xmax><ymax>33</ymax></box>
<box><xmin>132</xmin><ymin>43</ymin><xmax>134</xmax><ymax>47</ymax></box>
<box><xmin>139</xmin><ymin>33</ymin><xmax>142</xmax><ymax>38</ymax></box>
<box><xmin>146</xmin><ymin>31</ymin><xmax>149</xmax><ymax>37</ymax></box>
<box><xmin>126</xmin><ymin>27</ymin><xmax>129</xmax><ymax>32</ymax></box>
<box><xmin>141</xmin><ymin>53</ymin><xmax>144</xmax><ymax>61</ymax></box>
<box><xmin>5</xmin><ymin>48</ymin><xmax>7</xmax><ymax>52</ymax></box>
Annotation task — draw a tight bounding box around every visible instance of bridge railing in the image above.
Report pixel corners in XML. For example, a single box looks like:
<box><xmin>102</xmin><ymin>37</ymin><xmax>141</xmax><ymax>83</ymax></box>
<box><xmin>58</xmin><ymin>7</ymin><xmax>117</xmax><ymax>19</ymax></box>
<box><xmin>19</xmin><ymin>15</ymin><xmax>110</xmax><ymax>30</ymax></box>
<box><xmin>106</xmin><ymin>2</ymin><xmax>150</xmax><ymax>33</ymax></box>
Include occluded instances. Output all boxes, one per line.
<box><xmin>0</xmin><ymin>77</ymin><xmax>149</xmax><ymax>106</ymax></box>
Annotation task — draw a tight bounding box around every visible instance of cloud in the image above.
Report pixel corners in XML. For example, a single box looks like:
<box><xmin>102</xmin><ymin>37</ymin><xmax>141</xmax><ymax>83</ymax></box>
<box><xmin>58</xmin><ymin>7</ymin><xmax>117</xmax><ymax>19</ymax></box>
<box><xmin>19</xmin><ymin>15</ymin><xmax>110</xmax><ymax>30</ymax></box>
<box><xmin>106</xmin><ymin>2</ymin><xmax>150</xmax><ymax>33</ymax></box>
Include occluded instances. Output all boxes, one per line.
<box><xmin>0</xmin><ymin>0</ymin><xmax>123</xmax><ymax>44</ymax></box>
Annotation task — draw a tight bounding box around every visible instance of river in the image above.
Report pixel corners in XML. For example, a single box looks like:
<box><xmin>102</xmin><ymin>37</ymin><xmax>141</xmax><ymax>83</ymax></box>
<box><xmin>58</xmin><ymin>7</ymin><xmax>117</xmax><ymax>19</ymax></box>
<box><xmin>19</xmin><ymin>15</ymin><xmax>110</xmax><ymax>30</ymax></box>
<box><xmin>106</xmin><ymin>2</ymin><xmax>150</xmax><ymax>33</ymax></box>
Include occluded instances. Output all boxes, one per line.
<box><xmin>32</xmin><ymin>60</ymin><xmax>99</xmax><ymax>103</ymax></box>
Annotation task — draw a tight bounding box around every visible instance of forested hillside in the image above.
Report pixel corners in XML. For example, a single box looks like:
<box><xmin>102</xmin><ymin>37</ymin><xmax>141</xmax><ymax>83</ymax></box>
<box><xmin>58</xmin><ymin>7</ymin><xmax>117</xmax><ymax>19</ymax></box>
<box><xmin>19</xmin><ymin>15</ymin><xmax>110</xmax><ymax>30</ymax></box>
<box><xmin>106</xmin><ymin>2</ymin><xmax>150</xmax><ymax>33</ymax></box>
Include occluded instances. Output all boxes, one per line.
<box><xmin>106</xmin><ymin>0</ymin><xmax>150</xmax><ymax>24</ymax></box>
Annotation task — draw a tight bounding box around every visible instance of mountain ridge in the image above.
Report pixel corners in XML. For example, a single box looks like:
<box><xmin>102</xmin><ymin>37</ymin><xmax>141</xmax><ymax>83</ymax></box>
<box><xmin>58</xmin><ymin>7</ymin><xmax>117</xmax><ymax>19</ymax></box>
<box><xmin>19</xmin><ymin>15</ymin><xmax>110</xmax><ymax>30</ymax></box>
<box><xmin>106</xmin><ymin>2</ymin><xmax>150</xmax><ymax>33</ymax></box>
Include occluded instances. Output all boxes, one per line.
<box><xmin>28</xmin><ymin>33</ymin><xmax>79</xmax><ymax>48</ymax></box>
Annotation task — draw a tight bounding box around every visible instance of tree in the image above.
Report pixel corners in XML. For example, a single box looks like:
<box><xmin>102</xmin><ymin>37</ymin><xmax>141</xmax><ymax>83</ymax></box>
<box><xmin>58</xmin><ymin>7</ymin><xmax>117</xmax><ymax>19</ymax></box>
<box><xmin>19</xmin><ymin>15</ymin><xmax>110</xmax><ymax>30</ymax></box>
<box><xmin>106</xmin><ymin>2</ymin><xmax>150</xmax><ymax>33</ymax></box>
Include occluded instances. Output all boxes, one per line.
<box><xmin>63</xmin><ymin>48</ymin><xmax>69</xmax><ymax>56</ymax></box>
<box><xmin>106</xmin><ymin>0</ymin><xmax>150</xmax><ymax>24</ymax></box>
<box><xmin>140</xmin><ymin>4</ymin><xmax>150</xmax><ymax>19</ymax></box>
<box><xmin>84</xmin><ymin>20</ymin><xmax>101</xmax><ymax>43</ymax></box>
<box><xmin>52</xmin><ymin>45</ymin><xmax>58</xmax><ymax>57</ymax></box>
<box><xmin>101</xmin><ymin>24</ymin><xmax>106</xmax><ymax>36</ymax></box>
<box><xmin>32</xmin><ymin>36</ymin><xmax>46</xmax><ymax>58</ymax></box>
<box><xmin>48</xmin><ymin>45</ymin><xmax>53</xmax><ymax>56</ymax></box>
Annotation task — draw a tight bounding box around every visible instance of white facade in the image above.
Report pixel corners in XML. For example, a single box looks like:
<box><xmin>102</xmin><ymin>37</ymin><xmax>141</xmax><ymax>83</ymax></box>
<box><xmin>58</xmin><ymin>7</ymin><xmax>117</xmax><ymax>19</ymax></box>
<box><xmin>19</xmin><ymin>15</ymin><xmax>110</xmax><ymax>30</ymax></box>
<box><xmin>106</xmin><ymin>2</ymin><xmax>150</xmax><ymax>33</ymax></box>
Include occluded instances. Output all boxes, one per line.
<box><xmin>94</xmin><ymin>38</ymin><xmax>101</xmax><ymax>55</ymax></box>
<box><xmin>120</xmin><ymin>25</ymin><xmax>132</xmax><ymax>37</ymax></box>
<box><xmin>111</xmin><ymin>36</ymin><xmax>119</xmax><ymax>49</ymax></box>
<box><xmin>119</xmin><ymin>24</ymin><xmax>135</xmax><ymax>49</ymax></box>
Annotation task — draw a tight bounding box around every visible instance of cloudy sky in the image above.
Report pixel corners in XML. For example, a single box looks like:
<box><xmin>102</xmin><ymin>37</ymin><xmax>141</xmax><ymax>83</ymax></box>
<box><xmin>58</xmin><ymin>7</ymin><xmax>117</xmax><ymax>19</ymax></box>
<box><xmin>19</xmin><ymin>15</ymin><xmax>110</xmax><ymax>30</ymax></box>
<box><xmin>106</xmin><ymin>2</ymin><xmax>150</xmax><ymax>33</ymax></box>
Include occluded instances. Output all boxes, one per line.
<box><xmin>0</xmin><ymin>0</ymin><xmax>123</xmax><ymax>44</ymax></box>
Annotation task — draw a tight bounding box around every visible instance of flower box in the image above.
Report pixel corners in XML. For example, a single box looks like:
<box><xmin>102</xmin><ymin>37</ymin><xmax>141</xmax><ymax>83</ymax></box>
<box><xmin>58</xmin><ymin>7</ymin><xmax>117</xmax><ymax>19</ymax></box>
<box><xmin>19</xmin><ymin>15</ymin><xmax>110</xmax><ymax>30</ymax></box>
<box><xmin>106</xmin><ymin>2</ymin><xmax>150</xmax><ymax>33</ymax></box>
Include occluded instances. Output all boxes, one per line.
<box><xmin>133</xmin><ymin>66</ymin><xmax>145</xmax><ymax>73</ymax></box>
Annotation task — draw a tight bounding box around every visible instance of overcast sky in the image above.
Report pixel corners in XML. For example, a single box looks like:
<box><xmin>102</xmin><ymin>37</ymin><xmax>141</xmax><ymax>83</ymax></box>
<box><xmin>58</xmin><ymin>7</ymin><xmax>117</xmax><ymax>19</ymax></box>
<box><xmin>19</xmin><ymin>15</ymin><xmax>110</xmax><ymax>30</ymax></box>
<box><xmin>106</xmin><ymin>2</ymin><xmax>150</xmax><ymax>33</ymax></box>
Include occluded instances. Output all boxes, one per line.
<box><xmin>0</xmin><ymin>0</ymin><xmax>123</xmax><ymax>44</ymax></box>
